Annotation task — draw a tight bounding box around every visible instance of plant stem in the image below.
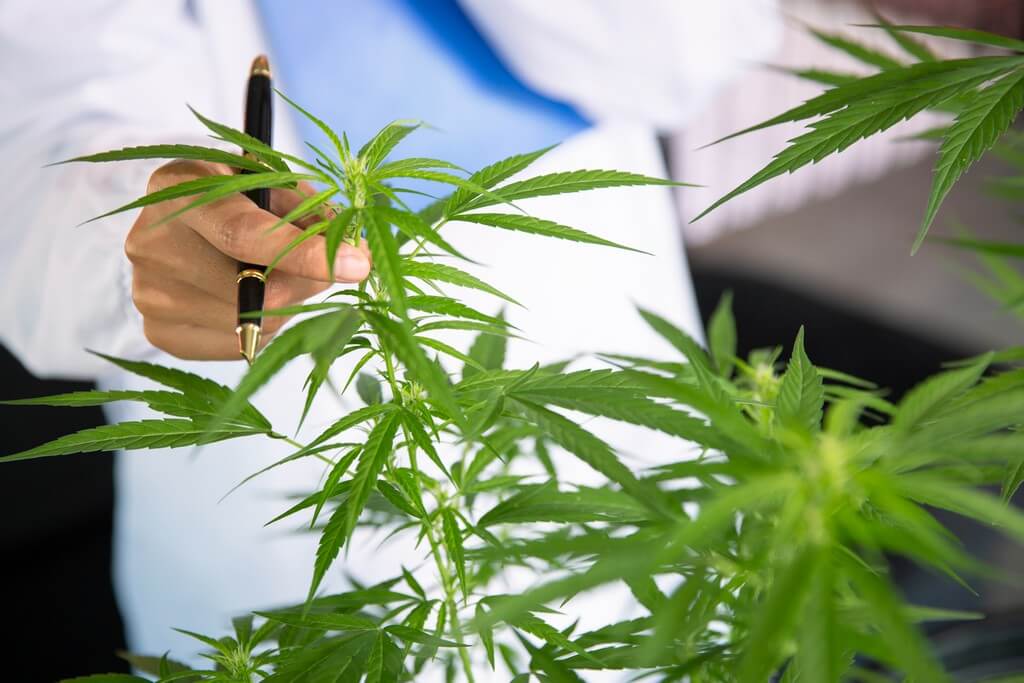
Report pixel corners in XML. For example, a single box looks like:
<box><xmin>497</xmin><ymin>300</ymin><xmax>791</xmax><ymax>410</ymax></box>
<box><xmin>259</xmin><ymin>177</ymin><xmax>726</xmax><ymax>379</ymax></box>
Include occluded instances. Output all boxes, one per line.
<box><xmin>268</xmin><ymin>432</ymin><xmax>332</xmax><ymax>465</ymax></box>
<box><xmin>407</xmin><ymin>219</ymin><xmax>448</xmax><ymax>260</ymax></box>
<box><xmin>421</xmin><ymin>500</ymin><xmax>476</xmax><ymax>682</ymax></box>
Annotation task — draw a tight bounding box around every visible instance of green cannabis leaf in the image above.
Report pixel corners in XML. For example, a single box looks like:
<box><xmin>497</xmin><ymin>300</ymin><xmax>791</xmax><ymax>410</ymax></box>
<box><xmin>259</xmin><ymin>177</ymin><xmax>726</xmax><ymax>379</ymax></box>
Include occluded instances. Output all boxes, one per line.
<box><xmin>696</xmin><ymin>25</ymin><xmax>1024</xmax><ymax>254</ymax></box>
<box><xmin>8</xmin><ymin>40</ymin><xmax>1024</xmax><ymax>681</ymax></box>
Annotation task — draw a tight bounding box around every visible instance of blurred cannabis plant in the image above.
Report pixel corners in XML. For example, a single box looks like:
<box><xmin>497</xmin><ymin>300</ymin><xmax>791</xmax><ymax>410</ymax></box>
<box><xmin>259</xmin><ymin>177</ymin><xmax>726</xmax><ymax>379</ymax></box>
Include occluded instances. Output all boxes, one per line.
<box><xmin>5</xmin><ymin>22</ymin><xmax>1024</xmax><ymax>683</ymax></box>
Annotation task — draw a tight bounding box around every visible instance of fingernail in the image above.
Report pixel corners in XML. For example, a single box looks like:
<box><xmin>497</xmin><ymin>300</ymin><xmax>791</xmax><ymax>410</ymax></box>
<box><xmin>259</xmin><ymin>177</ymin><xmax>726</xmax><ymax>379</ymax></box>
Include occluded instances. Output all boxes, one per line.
<box><xmin>334</xmin><ymin>250</ymin><xmax>371</xmax><ymax>282</ymax></box>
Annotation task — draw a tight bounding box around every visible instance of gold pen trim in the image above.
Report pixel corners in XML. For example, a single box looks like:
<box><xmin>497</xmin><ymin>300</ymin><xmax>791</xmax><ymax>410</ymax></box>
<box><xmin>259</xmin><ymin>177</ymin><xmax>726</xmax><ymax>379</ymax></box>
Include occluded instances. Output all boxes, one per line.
<box><xmin>236</xmin><ymin>323</ymin><xmax>261</xmax><ymax>366</ymax></box>
<box><xmin>237</xmin><ymin>268</ymin><xmax>267</xmax><ymax>283</ymax></box>
<box><xmin>251</xmin><ymin>55</ymin><xmax>271</xmax><ymax>78</ymax></box>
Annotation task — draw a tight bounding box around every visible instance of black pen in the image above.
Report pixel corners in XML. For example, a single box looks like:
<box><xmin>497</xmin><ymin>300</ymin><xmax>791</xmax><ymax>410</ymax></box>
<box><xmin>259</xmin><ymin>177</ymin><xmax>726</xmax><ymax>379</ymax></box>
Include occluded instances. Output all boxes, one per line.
<box><xmin>236</xmin><ymin>54</ymin><xmax>272</xmax><ymax>364</ymax></box>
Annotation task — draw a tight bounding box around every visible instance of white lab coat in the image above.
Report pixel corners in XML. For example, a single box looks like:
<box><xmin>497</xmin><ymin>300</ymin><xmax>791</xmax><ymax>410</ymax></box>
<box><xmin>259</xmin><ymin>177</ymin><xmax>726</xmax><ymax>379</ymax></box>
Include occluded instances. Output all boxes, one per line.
<box><xmin>0</xmin><ymin>0</ymin><xmax>780</xmax><ymax>670</ymax></box>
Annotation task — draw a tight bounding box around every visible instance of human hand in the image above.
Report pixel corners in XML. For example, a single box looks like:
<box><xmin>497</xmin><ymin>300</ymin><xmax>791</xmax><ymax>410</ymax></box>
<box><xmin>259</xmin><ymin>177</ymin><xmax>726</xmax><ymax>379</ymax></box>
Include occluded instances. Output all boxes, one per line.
<box><xmin>126</xmin><ymin>159</ymin><xmax>371</xmax><ymax>360</ymax></box>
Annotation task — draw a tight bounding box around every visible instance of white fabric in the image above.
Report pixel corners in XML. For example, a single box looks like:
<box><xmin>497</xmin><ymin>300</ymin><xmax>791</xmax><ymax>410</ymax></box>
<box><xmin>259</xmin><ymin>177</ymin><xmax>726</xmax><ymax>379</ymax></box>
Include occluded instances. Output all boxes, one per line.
<box><xmin>459</xmin><ymin>0</ymin><xmax>782</xmax><ymax>129</ymax></box>
<box><xmin>0</xmin><ymin>0</ymin><xmax>777</xmax><ymax>668</ymax></box>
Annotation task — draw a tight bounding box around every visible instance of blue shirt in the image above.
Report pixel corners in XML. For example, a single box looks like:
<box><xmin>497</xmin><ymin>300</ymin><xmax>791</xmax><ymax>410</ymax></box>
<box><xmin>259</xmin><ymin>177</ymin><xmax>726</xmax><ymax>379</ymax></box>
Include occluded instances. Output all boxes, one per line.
<box><xmin>257</xmin><ymin>0</ymin><xmax>588</xmax><ymax>207</ymax></box>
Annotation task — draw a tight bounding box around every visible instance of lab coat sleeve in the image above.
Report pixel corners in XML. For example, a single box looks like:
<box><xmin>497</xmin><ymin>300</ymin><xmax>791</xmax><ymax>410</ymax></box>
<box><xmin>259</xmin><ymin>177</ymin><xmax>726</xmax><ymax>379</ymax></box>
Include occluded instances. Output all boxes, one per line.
<box><xmin>0</xmin><ymin>1</ymin><xmax>217</xmax><ymax>379</ymax></box>
<box><xmin>456</xmin><ymin>0</ymin><xmax>782</xmax><ymax>129</ymax></box>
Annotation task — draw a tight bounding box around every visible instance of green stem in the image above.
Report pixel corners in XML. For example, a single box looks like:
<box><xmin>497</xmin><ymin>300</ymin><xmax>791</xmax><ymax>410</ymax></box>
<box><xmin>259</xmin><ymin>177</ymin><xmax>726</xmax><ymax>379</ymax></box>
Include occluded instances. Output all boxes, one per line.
<box><xmin>394</xmin><ymin>415</ymin><xmax>474</xmax><ymax>678</ymax></box>
<box><xmin>407</xmin><ymin>219</ymin><xmax>448</xmax><ymax>260</ymax></box>
<box><xmin>421</xmin><ymin>501</ymin><xmax>476</xmax><ymax>682</ymax></box>
<box><xmin>268</xmin><ymin>432</ymin><xmax>333</xmax><ymax>466</ymax></box>
<box><xmin>372</xmin><ymin>257</ymin><xmax>473</xmax><ymax>680</ymax></box>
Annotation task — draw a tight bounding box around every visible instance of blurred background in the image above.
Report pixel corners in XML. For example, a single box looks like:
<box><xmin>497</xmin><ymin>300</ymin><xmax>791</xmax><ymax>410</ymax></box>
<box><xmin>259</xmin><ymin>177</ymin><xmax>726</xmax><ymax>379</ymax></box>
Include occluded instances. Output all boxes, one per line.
<box><xmin>2</xmin><ymin>0</ymin><xmax>1023</xmax><ymax>680</ymax></box>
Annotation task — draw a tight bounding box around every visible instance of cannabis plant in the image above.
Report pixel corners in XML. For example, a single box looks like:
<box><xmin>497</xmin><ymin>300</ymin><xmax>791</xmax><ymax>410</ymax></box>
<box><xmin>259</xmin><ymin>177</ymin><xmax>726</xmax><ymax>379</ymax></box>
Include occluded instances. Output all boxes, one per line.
<box><xmin>5</xmin><ymin>22</ymin><xmax>1024</xmax><ymax>683</ymax></box>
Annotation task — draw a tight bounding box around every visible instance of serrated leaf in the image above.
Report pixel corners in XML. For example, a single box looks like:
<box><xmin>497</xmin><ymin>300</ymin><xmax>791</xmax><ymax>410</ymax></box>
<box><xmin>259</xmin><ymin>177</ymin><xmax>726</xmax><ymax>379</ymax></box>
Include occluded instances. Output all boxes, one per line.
<box><xmin>479</xmin><ymin>484</ymin><xmax>650</xmax><ymax>526</ymax></box>
<box><xmin>264</xmin><ymin>632</ymin><xmax>368</xmax><ymax>681</ymax></box>
<box><xmin>781</xmin><ymin>66</ymin><xmax>860</xmax><ymax>88</ymax></box>
<box><xmin>454</xmin><ymin>213</ymin><xmax>644</xmax><ymax>252</ymax></box>
<box><xmin>365</xmin><ymin>312</ymin><xmax>467</xmax><ymax>432</ymax></box>
<box><xmin>386</xmin><ymin>169</ymin><xmax>511</xmax><ymax>209</ymax></box>
<box><xmin>374</xmin><ymin>156</ymin><xmax>464</xmax><ymax>177</ymax></box>
<box><xmin>89</xmin><ymin>351</ymin><xmax>234</xmax><ymax>401</ymax></box>
<box><xmin>476</xmin><ymin>603</ymin><xmax>496</xmax><ymax>669</ymax></box>
<box><xmin>402</xmin><ymin>260</ymin><xmax>519</xmax><ymax>306</ymax></box>
<box><xmin>264</xmin><ymin>218</ymin><xmax>330</xmax><ymax>276</ymax></box>
<box><xmin>357</xmin><ymin>373</ymin><xmax>383</xmax><ymax>406</ymax></box>
<box><xmin>873</xmin><ymin>14</ymin><xmax>937</xmax><ymax>62</ymax></box>
<box><xmin>87</xmin><ymin>170</ymin><xmax>313</xmax><ymax>224</ymax></box>
<box><xmin>446</xmin><ymin>146</ymin><xmax>556</xmax><ymax>215</ymax></box>
<box><xmin>58</xmin><ymin>144</ymin><xmax>270</xmax><ymax>172</ymax></box>
<box><xmin>59</xmin><ymin>676</ymin><xmax>150</xmax><ymax>683</ymax></box>
<box><xmin>455</xmin><ymin>169</ymin><xmax>686</xmax><ymax>213</ymax></box>
<box><xmin>217</xmin><ymin>310</ymin><xmax>359</xmax><ymax>432</ymax></box>
<box><xmin>696</xmin><ymin>57</ymin><xmax>1022</xmax><ymax>221</ymax></box>
<box><xmin>896</xmin><ymin>475</ymin><xmax>1024</xmax><ymax>543</ymax></box>
<box><xmin>2</xmin><ymin>389</ymin><xmax>225</xmax><ymax>422</ymax></box>
<box><xmin>402</xmin><ymin>566</ymin><xmax>426</xmax><ymax>600</ymax></box>
<box><xmin>258</xmin><ymin>610</ymin><xmax>379</xmax><ymax>632</ymax></box>
<box><xmin>864</xmin><ymin>24</ymin><xmax>1024</xmax><ymax>53</ymax></box>
<box><xmin>844</xmin><ymin>555</ymin><xmax>950</xmax><ymax>682</ymax></box>
<box><xmin>441</xmin><ymin>509</ymin><xmax>467</xmax><ymax>600</ymax></box>
<box><xmin>407</xmin><ymin>295</ymin><xmax>507</xmax><ymax>327</ymax></box>
<box><xmin>0</xmin><ymin>419</ymin><xmax>259</xmax><ymax>462</ymax></box>
<box><xmin>637</xmin><ymin>307</ymin><xmax>712</xmax><ymax>372</ymax></box>
<box><xmin>373</xmin><ymin>206</ymin><xmax>469</xmax><ymax>261</ymax></box>
<box><xmin>794</xmin><ymin>548</ymin><xmax>843</xmax><ymax>682</ymax></box>
<box><xmin>365</xmin><ymin>632</ymin><xmax>385</xmax><ymax>683</ymax></box>
<box><xmin>399</xmin><ymin>409</ymin><xmax>450</xmax><ymax>480</ymax></box>
<box><xmin>736</xmin><ymin>545</ymin><xmax>822</xmax><ymax>683</ymax></box>
<box><xmin>917</xmin><ymin>69</ymin><xmax>1024</xmax><ymax>252</ymax></box>
<box><xmin>941</xmin><ymin>236</ymin><xmax>1024</xmax><ymax>260</ymax></box>
<box><xmin>115</xmin><ymin>651</ymin><xmax>195</xmax><ymax>680</ymax></box>
<box><xmin>376</xmin><ymin>480</ymin><xmax>420</xmax><ymax>518</ymax></box>
<box><xmin>295</xmin><ymin>403</ymin><xmax>397</xmax><ymax>458</ymax></box>
<box><xmin>509</xmin><ymin>379</ymin><xmax>718</xmax><ymax>447</ymax></box>
<box><xmin>275</xmin><ymin>89</ymin><xmax>348</xmax><ymax>162</ymax></box>
<box><xmin>308</xmin><ymin>411</ymin><xmax>401</xmax><ymax>600</ymax></box>
<box><xmin>462</xmin><ymin>314</ymin><xmax>507</xmax><ymax>381</ymax></box>
<box><xmin>187</xmin><ymin>105</ymin><xmax>326</xmax><ymax>177</ymax></box>
<box><xmin>1003</xmin><ymin>461</ymin><xmax>1024</xmax><ymax>502</ymax></box>
<box><xmin>325</xmin><ymin>208</ymin><xmax>357</xmax><ymax>277</ymax></box>
<box><xmin>385</xmin><ymin>624</ymin><xmax>461</xmax><ymax>648</ymax></box>
<box><xmin>264</xmin><ymin>187</ymin><xmax>335</xmax><ymax>236</ymax></box>
<box><xmin>775</xmin><ymin>327</ymin><xmax>824</xmax><ymax>432</ymax></box>
<box><xmin>895</xmin><ymin>354</ymin><xmax>990</xmax><ymax>433</ymax></box>
<box><xmin>707</xmin><ymin>291</ymin><xmax>737</xmax><ymax>378</ymax></box>
<box><xmin>809</xmin><ymin>27</ymin><xmax>905</xmax><ymax>71</ymax></box>
<box><xmin>707</xmin><ymin>56</ymin><xmax>1016</xmax><ymax>146</ymax></box>
<box><xmin>310</xmin><ymin>447</ymin><xmax>361</xmax><ymax>529</ymax></box>
<box><xmin>479</xmin><ymin>475</ymin><xmax>794</xmax><ymax>632</ymax></box>
<box><xmin>507</xmin><ymin>613</ymin><xmax>600</xmax><ymax>667</ymax></box>
<box><xmin>511</xmin><ymin>398</ymin><xmax>672</xmax><ymax>518</ymax></box>
<box><xmin>416</xmin><ymin>336</ymin><xmax>485</xmax><ymax>375</ymax></box>
<box><xmin>359</xmin><ymin>120</ymin><xmax>421</xmax><ymax>170</ymax></box>
<box><xmin>364</xmin><ymin>209</ymin><xmax>407</xmax><ymax>316</ymax></box>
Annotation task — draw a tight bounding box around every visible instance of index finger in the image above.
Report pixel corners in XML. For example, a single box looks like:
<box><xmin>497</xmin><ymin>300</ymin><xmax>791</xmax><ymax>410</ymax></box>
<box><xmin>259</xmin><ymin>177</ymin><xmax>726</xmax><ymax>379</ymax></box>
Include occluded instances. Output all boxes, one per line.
<box><xmin>186</xmin><ymin>191</ymin><xmax>370</xmax><ymax>283</ymax></box>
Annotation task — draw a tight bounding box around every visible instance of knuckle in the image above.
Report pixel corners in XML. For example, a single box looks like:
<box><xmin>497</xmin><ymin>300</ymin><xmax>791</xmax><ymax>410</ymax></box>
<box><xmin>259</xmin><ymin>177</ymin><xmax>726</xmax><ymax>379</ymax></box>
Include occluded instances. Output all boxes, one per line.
<box><xmin>217</xmin><ymin>211</ymin><xmax>257</xmax><ymax>259</ymax></box>
<box><xmin>124</xmin><ymin>220</ymin><xmax>153</xmax><ymax>265</ymax></box>
<box><xmin>262</xmin><ymin>278</ymin><xmax>291</xmax><ymax>310</ymax></box>
<box><xmin>130</xmin><ymin>277</ymin><xmax>160</xmax><ymax>317</ymax></box>
<box><xmin>123</xmin><ymin>233</ymin><xmax>142</xmax><ymax>264</ymax></box>
<box><xmin>147</xmin><ymin>159</ymin><xmax>211</xmax><ymax>193</ymax></box>
<box><xmin>291</xmin><ymin>243</ymin><xmax>328</xmax><ymax>280</ymax></box>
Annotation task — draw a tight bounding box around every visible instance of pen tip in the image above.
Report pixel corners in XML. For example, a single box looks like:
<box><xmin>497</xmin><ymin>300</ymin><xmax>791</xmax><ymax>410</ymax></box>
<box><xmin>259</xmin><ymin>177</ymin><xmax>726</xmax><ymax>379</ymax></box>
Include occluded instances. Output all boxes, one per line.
<box><xmin>237</xmin><ymin>323</ymin><xmax>261</xmax><ymax>366</ymax></box>
<box><xmin>250</xmin><ymin>54</ymin><xmax>271</xmax><ymax>78</ymax></box>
